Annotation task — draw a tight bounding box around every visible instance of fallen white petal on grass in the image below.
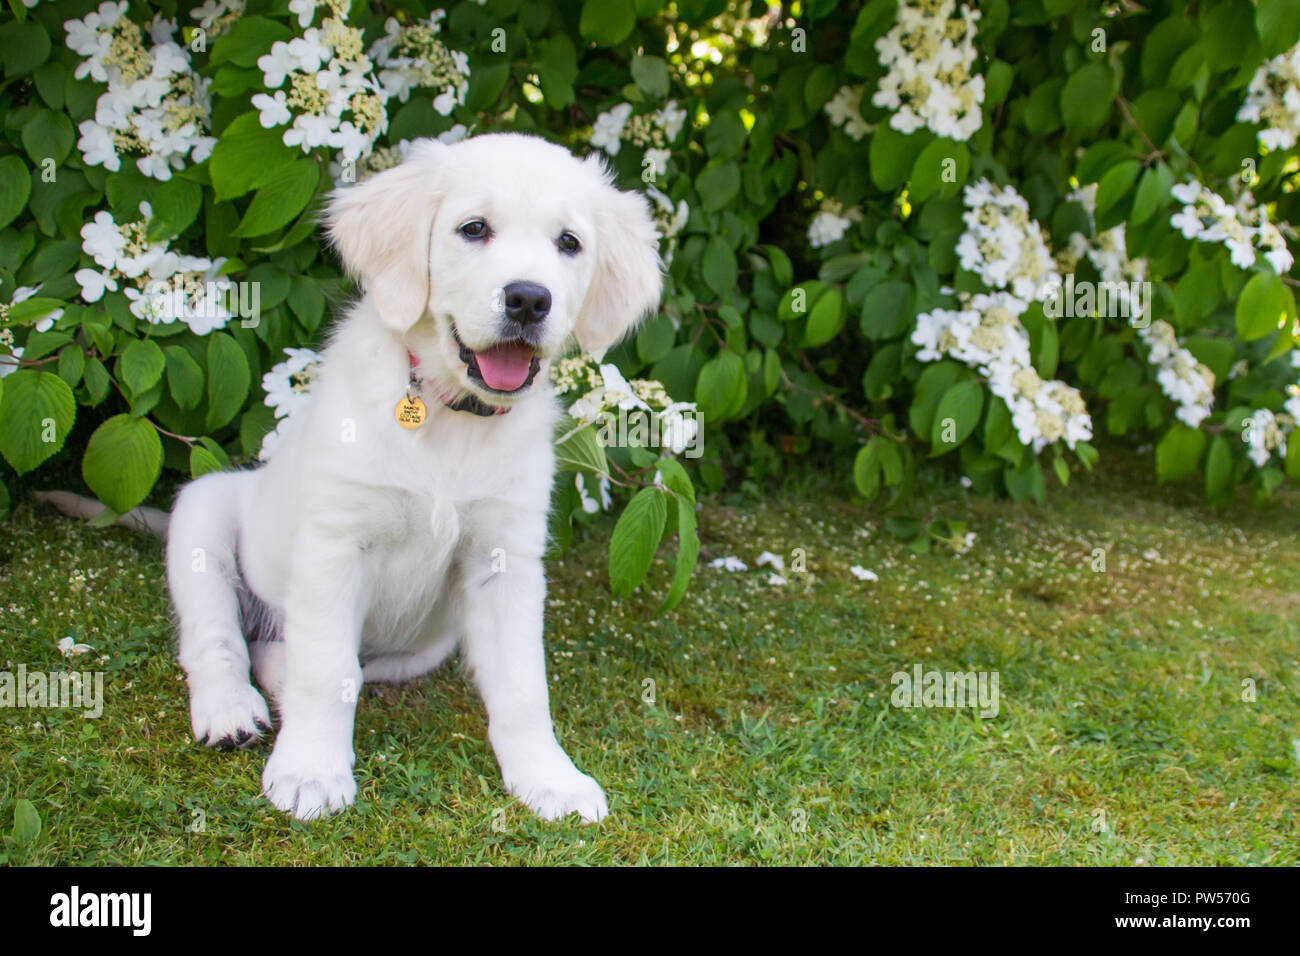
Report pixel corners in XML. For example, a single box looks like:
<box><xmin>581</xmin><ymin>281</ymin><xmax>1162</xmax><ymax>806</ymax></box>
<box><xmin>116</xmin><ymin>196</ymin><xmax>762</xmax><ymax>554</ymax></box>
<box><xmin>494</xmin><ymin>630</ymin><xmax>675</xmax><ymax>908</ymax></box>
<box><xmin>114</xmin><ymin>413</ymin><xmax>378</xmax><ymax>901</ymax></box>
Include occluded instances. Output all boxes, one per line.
<box><xmin>767</xmin><ymin>573</ymin><xmax>788</xmax><ymax>586</ymax></box>
<box><xmin>709</xmin><ymin>556</ymin><xmax>749</xmax><ymax>572</ymax></box>
<box><xmin>57</xmin><ymin>637</ymin><xmax>95</xmax><ymax>658</ymax></box>
<box><xmin>756</xmin><ymin>550</ymin><xmax>785</xmax><ymax>572</ymax></box>
<box><xmin>850</xmin><ymin>566</ymin><xmax>879</xmax><ymax>582</ymax></box>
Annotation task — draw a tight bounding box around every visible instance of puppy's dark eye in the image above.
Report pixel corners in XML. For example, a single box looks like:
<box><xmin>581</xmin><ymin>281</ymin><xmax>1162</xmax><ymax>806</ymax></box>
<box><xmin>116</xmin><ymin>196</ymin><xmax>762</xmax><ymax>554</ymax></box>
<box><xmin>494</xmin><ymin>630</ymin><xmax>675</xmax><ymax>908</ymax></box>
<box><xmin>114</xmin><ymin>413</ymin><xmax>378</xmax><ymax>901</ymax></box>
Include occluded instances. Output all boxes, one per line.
<box><xmin>558</xmin><ymin>231</ymin><xmax>581</xmax><ymax>255</ymax></box>
<box><xmin>459</xmin><ymin>220</ymin><xmax>489</xmax><ymax>241</ymax></box>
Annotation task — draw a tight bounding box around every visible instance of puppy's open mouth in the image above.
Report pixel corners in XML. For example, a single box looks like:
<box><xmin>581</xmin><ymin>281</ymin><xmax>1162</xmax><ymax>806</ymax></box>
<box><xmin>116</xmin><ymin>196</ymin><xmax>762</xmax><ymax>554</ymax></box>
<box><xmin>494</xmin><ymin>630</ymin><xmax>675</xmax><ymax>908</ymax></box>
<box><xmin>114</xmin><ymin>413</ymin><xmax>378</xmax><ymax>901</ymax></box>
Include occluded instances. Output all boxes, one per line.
<box><xmin>452</xmin><ymin>324</ymin><xmax>540</xmax><ymax>393</ymax></box>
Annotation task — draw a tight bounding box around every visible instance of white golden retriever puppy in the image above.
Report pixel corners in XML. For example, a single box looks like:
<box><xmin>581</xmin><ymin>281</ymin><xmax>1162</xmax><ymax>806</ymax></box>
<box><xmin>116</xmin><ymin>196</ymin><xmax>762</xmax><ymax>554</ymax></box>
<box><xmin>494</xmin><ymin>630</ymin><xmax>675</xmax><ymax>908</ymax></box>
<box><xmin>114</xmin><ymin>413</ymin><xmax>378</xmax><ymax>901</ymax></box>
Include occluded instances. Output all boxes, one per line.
<box><xmin>166</xmin><ymin>133</ymin><xmax>662</xmax><ymax>822</ymax></box>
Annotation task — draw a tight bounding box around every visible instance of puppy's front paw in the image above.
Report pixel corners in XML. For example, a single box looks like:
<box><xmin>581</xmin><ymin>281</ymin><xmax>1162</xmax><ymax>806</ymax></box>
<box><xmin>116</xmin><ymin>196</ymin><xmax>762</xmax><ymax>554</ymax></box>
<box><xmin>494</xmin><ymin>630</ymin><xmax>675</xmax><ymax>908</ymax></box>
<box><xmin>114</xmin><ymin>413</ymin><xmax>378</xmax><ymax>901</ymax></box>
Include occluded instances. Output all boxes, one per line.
<box><xmin>506</xmin><ymin>762</ymin><xmax>609</xmax><ymax>824</ymax></box>
<box><xmin>262</xmin><ymin>740</ymin><xmax>356</xmax><ymax>821</ymax></box>
<box><xmin>190</xmin><ymin>681</ymin><xmax>272</xmax><ymax>750</ymax></box>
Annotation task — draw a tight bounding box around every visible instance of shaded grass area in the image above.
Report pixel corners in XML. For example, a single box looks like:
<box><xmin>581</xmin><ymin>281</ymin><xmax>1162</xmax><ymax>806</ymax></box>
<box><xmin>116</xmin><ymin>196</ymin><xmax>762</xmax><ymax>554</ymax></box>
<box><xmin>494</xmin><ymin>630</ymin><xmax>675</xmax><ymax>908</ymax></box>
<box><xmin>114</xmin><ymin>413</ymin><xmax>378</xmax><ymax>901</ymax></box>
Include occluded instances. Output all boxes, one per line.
<box><xmin>1</xmin><ymin>449</ymin><xmax>1297</xmax><ymax>865</ymax></box>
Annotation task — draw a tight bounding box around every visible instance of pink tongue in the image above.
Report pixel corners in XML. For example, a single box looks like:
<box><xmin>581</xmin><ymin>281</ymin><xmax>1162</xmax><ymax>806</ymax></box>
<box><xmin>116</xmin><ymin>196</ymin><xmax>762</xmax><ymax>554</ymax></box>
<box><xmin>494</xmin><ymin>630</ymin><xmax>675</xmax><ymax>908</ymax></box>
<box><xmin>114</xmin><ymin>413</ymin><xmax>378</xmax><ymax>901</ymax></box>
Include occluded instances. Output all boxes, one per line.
<box><xmin>475</xmin><ymin>342</ymin><xmax>535</xmax><ymax>391</ymax></box>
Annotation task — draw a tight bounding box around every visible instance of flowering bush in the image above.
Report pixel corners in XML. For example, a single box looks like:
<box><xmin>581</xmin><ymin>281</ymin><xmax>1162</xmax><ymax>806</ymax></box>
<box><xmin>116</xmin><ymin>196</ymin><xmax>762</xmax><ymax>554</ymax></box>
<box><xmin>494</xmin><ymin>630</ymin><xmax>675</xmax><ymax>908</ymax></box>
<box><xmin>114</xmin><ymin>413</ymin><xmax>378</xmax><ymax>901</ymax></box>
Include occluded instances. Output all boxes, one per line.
<box><xmin>1</xmin><ymin>0</ymin><xmax>1299</xmax><ymax>598</ymax></box>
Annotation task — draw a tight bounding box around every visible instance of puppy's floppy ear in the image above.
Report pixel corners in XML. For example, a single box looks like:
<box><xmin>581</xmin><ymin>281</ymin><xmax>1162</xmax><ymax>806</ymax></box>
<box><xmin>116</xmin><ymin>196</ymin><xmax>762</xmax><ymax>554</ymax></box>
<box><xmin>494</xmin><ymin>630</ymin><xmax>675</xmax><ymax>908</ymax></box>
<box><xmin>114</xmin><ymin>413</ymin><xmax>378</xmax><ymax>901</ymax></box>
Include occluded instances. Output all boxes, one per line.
<box><xmin>574</xmin><ymin>157</ymin><xmax>664</xmax><ymax>354</ymax></box>
<box><xmin>325</xmin><ymin>138</ymin><xmax>449</xmax><ymax>333</ymax></box>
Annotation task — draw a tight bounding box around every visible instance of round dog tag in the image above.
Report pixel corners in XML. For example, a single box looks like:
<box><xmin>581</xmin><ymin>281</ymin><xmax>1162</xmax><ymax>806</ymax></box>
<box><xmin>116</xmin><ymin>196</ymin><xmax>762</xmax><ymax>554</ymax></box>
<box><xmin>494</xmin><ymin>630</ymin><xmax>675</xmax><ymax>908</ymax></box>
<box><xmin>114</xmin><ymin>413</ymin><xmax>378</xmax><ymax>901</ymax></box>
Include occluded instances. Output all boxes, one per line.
<box><xmin>395</xmin><ymin>394</ymin><xmax>427</xmax><ymax>429</ymax></box>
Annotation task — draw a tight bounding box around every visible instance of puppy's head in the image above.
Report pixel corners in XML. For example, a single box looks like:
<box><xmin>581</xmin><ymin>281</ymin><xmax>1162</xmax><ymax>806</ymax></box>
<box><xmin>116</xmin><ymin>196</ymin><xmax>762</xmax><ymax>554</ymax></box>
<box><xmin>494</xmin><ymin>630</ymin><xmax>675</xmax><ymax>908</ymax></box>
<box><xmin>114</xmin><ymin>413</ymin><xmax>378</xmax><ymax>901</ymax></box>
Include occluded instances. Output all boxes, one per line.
<box><xmin>326</xmin><ymin>133</ymin><xmax>663</xmax><ymax>404</ymax></box>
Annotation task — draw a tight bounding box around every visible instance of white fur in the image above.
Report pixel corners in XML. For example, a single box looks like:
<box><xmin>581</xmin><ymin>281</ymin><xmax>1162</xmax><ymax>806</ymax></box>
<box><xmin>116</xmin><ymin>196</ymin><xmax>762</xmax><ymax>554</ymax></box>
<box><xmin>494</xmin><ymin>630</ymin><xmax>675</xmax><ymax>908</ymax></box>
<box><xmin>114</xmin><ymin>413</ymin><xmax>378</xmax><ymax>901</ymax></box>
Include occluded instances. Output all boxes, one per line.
<box><xmin>165</xmin><ymin>134</ymin><xmax>662</xmax><ymax>822</ymax></box>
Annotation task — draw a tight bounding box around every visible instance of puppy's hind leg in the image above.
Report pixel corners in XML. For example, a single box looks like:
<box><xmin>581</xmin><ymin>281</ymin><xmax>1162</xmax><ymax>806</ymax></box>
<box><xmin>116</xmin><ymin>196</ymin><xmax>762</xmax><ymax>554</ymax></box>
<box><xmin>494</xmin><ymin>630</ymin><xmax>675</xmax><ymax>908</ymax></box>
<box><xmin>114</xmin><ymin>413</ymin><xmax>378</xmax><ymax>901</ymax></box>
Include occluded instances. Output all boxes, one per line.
<box><xmin>167</xmin><ymin>472</ymin><xmax>271</xmax><ymax>749</ymax></box>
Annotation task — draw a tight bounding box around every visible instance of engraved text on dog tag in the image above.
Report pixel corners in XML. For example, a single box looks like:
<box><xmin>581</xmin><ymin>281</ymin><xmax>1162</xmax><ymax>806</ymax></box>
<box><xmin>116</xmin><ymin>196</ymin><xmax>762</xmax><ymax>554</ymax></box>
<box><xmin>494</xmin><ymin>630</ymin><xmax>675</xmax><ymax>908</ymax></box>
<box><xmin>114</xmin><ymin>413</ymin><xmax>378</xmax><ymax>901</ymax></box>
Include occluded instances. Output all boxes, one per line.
<box><xmin>395</xmin><ymin>394</ymin><xmax>427</xmax><ymax>428</ymax></box>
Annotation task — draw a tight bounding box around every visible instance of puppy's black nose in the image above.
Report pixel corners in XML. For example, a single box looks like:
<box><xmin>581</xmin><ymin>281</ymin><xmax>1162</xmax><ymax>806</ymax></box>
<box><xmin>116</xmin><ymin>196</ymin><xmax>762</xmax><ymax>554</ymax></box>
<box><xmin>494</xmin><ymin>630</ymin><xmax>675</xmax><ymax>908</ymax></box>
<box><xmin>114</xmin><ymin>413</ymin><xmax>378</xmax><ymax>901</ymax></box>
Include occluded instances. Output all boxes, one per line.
<box><xmin>502</xmin><ymin>281</ymin><xmax>551</xmax><ymax>325</ymax></box>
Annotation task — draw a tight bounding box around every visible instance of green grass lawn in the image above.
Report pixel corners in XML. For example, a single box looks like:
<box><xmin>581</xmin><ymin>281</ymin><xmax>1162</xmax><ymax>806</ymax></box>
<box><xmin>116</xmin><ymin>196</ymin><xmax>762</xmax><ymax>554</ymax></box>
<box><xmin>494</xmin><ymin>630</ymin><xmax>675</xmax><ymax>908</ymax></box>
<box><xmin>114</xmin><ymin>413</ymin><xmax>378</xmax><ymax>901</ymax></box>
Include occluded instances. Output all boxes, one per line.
<box><xmin>1</xmin><ymin>450</ymin><xmax>1297</xmax><ymax>865</ymax></box>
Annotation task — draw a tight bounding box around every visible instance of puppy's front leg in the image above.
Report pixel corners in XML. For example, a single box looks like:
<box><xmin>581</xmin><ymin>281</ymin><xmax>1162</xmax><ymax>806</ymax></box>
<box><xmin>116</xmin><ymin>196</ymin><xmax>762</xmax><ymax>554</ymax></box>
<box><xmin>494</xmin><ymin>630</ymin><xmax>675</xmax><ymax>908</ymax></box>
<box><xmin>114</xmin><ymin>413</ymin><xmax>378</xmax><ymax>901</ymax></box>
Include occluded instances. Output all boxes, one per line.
<box><xmin>262</xmin><ymin>531</ymin><xmax>364</xmax><ymax>821</ymax></box>
<box><xmin>460</xmin><ymin>559</ymin><xmax>608</xmax><ymax>823</ymax></box>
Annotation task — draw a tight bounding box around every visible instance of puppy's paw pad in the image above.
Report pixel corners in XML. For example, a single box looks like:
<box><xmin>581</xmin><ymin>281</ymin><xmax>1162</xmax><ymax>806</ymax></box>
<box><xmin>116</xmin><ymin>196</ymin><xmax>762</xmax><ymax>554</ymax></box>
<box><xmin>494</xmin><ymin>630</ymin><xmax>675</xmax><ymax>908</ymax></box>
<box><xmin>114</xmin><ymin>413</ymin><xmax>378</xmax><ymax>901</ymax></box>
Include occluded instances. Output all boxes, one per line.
<box><xmin>262</xmin><ymin>752</ymin><xmax>357</xmax><ymax>821</ymax></box>
<box><xmin>513</xmin><ymin>771</ymin><xmax>608</xmax><ymax>824</ymax></box>
<box><xmin>191</xmin><ymin>683</ymin><xmax>272</xmax><ymax>749</ymax></box>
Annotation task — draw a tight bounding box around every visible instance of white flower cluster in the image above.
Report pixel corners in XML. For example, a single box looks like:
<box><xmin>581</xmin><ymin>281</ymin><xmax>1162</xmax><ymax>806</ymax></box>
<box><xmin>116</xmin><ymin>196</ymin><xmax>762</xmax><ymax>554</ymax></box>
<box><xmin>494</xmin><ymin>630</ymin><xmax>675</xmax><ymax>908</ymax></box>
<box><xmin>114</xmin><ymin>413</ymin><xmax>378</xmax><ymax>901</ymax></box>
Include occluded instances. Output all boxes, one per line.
<box><xmin>1062</xmin><ymin>182</ymin><xmax>1149</xmax><ymax>317</ymax></box>
<box><xmin>645</xmin><ymin>186</ymin><xmax>689</xmax><ymax>263</ymax></box>
<box><xmin>259</xmin><ymin>347</ymin><xmax>324</xmax><ymax>460</ymax></box>
<box><xmin>807</xmin><ymin>198</ymin><xmax>863</xmax><ymax>249</ymax></box>
<box><xmin>551</xmin><ymin>355</ymin><xmax>699</xmax><ymax>457</ymax></box>
<box><xmin>328</xmin><ymin>126</ymin><xmax>468</xmax><ymax>183</ymax></box>
<box><xmin>1237</xmin><ymin>44</ymin><xmax>1300</xmax><ymax>152</ymax></box>
<box><xmin>251</xmin><ymin>0</ymin><xmax>389</xmax><ymax>162</ymax></box>
<box><xmin>1137</xmin><ymin>321</ymin><xmax>1216</xmax><ymax>429</ymax></box>
<box><xmin>75</xmin><ymin>203</ymin><xmax>232</xmax><ymax>334</ymax></box>
<box><xmin>189</xmin><ymin>0</ymin><xmax>244</xmax><ymax>38</ymax></box>
<box><xmin>590</xmin><ymin>101</ymin><xmax>687</xmax><ymax>179</ymax></box>
<box><xmin>369</xmin><ymin>10</ymin><xmax>470</xmax><ymax>114</ymax></box>
<box><xmin>912</xmin><ymin>291</ymin><xmax>1093</xmax><ymax>452</ymax></box>
<box><xmin>1169</xmin><ymin>179</ymin><xmax>1293</xmax><ymax>274</ymax></box>
<box><xmin>574</xmin><ymin>472</ymin><xmax>614</xmax><ymax>515</ymax></box>
<box><xmin>873</xmin><ymin>0</ymin><xmax>984</xmax><ymax>141</ymax></box>
<box><xmin>1242</xmin><ymin>407</ymin><xmax>1293</xmax><ymax>468</ymax></box>
<box><xmin>824</xmin><ymin>85</ymin><xmax>872</xmax><ymax>140</ymax></box>
<box><xmin>65</xmin><ymin>2</ymin><xmax>216</xmax><ymax>180</ymax></box>
<box><xmin>956</xmin><ymin>179</ymin><xmax>1061</xmax><ymax>302</ymax></box>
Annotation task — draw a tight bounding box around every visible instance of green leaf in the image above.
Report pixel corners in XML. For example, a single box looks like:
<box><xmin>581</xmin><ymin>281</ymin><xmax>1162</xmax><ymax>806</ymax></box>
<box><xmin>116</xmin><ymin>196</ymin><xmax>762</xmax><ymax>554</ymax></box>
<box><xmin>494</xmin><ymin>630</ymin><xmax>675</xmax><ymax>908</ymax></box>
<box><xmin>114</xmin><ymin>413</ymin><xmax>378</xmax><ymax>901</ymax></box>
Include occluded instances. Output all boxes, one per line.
<box><xmin>636</xmin><ymin>315</ymin><xmax>676</xmax><ymax>364</ymax></box>
<box><xmin>21</xmin><ymin>109</ymin><xmax>73</xmax><ymax>166</ymax></box>
<box><xmin>1095</xmin><ymin>160</ymin><xmax>1141</xmax><ymax>215</ymax></box>
<box><xmin>555</xmin><ymin>424</ymin><xmax>608</xmax><ymax>475</ymax></box>
<box><xmin>83</xmin><ymin>357</ymin><xmax>111</xmax><ymax>406</ymax></box>
<box><xmin>1286</xmin><ymin>427</ymin><xmax>1300</xmax><ymax>482</ymax></box>
<box><xmin>11</xmin><ymin>799</ymin><xmax>40</xmax><ymax>846</ymax></box>
<box><xmin>0</xmin><ymin>17</ymin><xmax>50</xmax><ymax>78</ymax></box>
<box><xmin>701</xmin><ymin>236</ymin><xmax>737</xmax><ymax>297</ymax></box>
<box><xmin>1205</xmin><ymin>434</ymin><xmax>1233</xmax><ymax>502</ymax></box>
<box><xmin>165</xmin><ymin>345</ymin><xmax>205</xmax><ymax>410</ymax></box>
<box><xmin>869</xmin><ymin>125</ymin><xmax>929</xmax><ymax>191</ymax></box>
<box><xmin>82</xmin><ymin>414</ymin><xmax>163</xmax><ymax>513</ymax></box>
<box><xmin>287</xmin><ymin>277</ymin><xmax>326</xmax><ymax>332</ymax></box>
<box><xmin>655</xmin><ymin>459</ymin><xmax>698</xmax><ymax>612</ymax></box>
<box><xmin>6</xmin><ymin>296</ymin><xmax>64</xmax><ymax>325</ymax></box>
<box><xmin>1257</xmin><ymin>0</ymin><xmax>1300</xmax><ymax>57</ymax></box>
<box><xmin>1004</xmin><ymin>458</ymin><xmax>1046</xmax><ymax>504</ymax></box>
<box><xmin>631</xmin><ymin>53</ymin><xmax>670</xmax><ymax>99</ymax></box>
<box><xmin>930</xmin><ymin>380</ymin><xmax>984</xmax><ymax>453</ymax></box>
<box><xmin>695</xmin><ymin>350</ymin><xmax>747</xmax><ymax>421</ymax></box>
<box><xmin>232</xmin><ymin>160</ymin><xmax>320</xmax><ymax>237</ymax></box>
<box><xmin>1156</xmin><ymin>423</ymin><xmax>1207</xmax><ymax>483</ymax></box>
<box><xmin>1024</xmin><ymin>78</ymin><xmax>1065</xmax><ymax>135</ymax></box>
<box><xmin>146</xmin><ymin>178</ymin><xmax>203</xmax><ymax>242</ymax></box>
<box><xmin>853</xmin><ymin>439</ymin><xmax>882</xmax><ymax>501</ymax></box>
<box><xmin>0</xmin><ymin>155</ymin><xmax>31</xmax><ymax>229</ymax></box>
<box><xmin>803</xmin><ymin>287</ymin><xmax>845</xmax><ymax>347</ymax></box>
<box><xmin>780</xmin><ymin>281</ymin><xmax>827</xmax><ymax>321</ymax></box>
<box><xmin>1060</xmin><ymin>63</ymin><xmax>1115</xmax><ymax>129</ymax></box>
<box><xmin>609</xmin><ymin>486</ymin><xmax>668</xmax><ymax>597</ymax></box>
<box><xmin>205</xmin><ymin>333</ymin><xmax>251</xmax><ymax>431</ymax></box>
<box><xmin>909</xmin><ymin>361</ymin><xmax>962</xmax><ymax>439</ymax></box>
<box><xmin>1236</xmin><ymin>272</ymin><xmax>1293</xmax><ymax>341</ymax></box>
<box><xmin>190</xmin><ymin>444</ymin><xmax>224</xmax><ymax>479</ymax></box>
<box><xmin>119</xmin><ymin>339</ymin><xmax>165</xmax><ymax>397</ymax></box>
<box><xmin>209</xmin><ymin>112</ymin><xmax>299</xmax><ymax>201</ymax></box>
<box><xmin>765</xmin><ymin>245</ymin><xmax>793</xmax><ymax>287</ymax></box>
<box><xmin>0</xmin><ymin>370</ymin><xmax>75</xmax><ymax>473</ymax></box>
<box><xmin>910</xmin><ymin>138</ymin><xmax>969</xmax><ymax>202</ymax></box>
<box><xmin>210</xmin><ymin>15</ymin><xmax>292</xmax><ymax>67</ymax></box>
<box><xmin>580</xmin><ymin>0</ymin><xmax>637</xmax><ymax>46</ymax></box>
<box><xmin>860</xmin><ymin>280</ymin><xmax>913</xmax><ymax>339</ymax></box>
<box><xmin>57</xmin><ymin>344</ymin><xmax>84</xmax><ymax>388</ymax></box>
<box><xmin>696</xmin><ymin>162</ymin><xmax>741</xmax><ymax>212</ymax></box>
